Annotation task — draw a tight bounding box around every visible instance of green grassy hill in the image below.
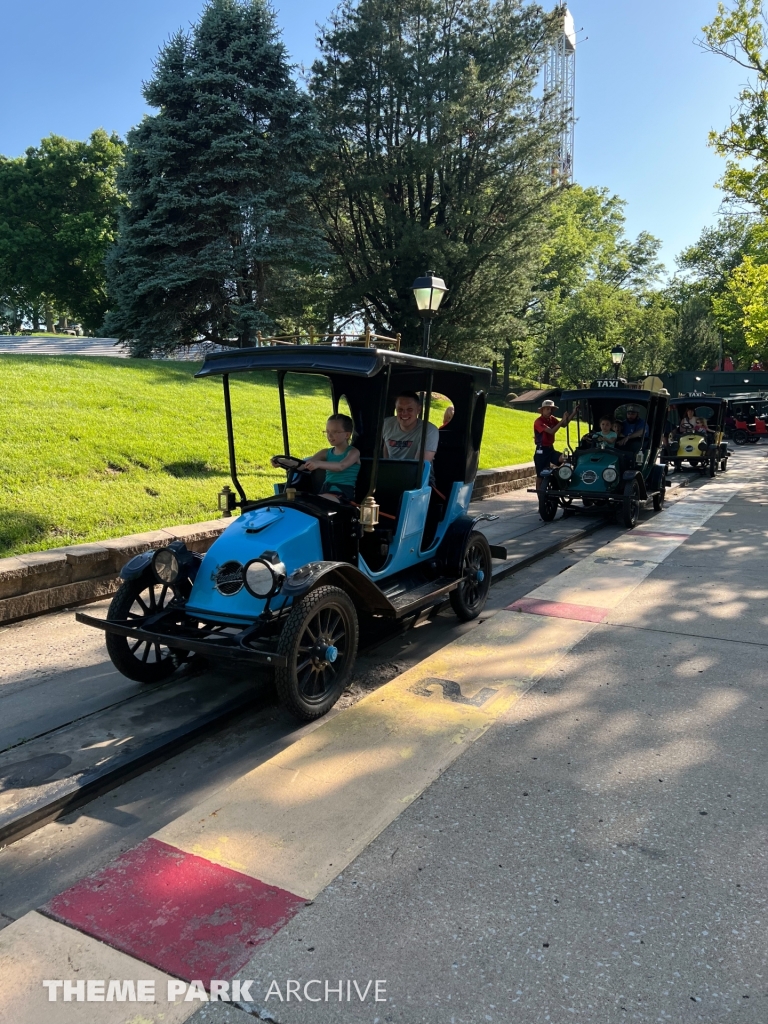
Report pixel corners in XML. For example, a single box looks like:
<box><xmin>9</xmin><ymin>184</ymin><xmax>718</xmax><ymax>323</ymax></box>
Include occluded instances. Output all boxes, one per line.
<box><xmin>0</xmin><ymin>356</ymin><xmax>536</xmax><ymax>557</ymax></box>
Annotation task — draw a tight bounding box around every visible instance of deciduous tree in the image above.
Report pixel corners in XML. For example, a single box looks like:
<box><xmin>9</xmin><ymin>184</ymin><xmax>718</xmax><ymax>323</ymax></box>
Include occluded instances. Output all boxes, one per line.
<box><xmin>0</xmin><ymin>130</ymin><xmax>124</xmax><ymax>332</ymax></box>
<box><xmin>309</xmin><ymin>0</ymin><xmax>562</xmax><ymax>360</ymax></box>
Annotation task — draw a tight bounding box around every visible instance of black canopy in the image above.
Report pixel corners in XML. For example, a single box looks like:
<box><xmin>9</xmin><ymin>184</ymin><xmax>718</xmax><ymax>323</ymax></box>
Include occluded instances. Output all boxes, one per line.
<box><xmin>195</xmin><ymin>344</ymin><xmax>491</xmax><ymax>390</ymax></box>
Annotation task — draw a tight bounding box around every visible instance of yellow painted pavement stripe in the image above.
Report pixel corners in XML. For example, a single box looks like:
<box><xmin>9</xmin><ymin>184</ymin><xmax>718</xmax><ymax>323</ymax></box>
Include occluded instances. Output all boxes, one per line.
<box><xmin>0</xmin><ymin>912</ymin><xmax>195</xmax><ymax>1024</ymax></box>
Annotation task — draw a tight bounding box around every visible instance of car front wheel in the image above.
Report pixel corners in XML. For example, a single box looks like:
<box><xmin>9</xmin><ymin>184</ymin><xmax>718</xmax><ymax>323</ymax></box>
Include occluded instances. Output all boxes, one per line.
<box><xmin>621</xmin><ymin>480</ymin><xmax>641</xmax><ymax>529</ymax></box>
<box><xmin>450</xmin><ymin>532</ymin><xmax>492</xmax><ymax>622</ymax></box>
<box><xmin>105</xmin><ymin>578</ymin><xmax>184</xmax><ymax>683</ymax></box>
<box><xmin>538</xmin><ymin>480</ymin><xmax>559</xmax><ymax>522</ymax></box>
<box><xmin>276</xmin><ymin>585</ymin><xmax>358</xmax><ymax>720</ymax></box>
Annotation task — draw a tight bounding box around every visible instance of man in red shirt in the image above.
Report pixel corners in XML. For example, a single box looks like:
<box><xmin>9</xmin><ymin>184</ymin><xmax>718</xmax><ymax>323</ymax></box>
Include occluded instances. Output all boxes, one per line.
<box><xmin>533</xmin><ymin>399</ymin><xmax>577</xmax><ymax>493</ymax></box>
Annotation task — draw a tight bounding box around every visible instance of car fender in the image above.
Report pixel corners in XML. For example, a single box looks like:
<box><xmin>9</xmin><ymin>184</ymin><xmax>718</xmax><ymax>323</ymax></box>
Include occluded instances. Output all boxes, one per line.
<box><xmin>119</xmin><ymin>550</ymin><xmax>155</xmax><ymax>582</ymax></box>
<box><xmin>281</xmin><ymin>560</ymin><xmax>396</xmax><ymax>616</ymax></box>
<box><xmin>436</xmin><ymin>514</ymin><xmax>501</xmax><ymax>577</ymax></box>
<box><xmin>622</xmin><ymin>470</ymin><xmax>648</xmax><ymax>500</ymax></box>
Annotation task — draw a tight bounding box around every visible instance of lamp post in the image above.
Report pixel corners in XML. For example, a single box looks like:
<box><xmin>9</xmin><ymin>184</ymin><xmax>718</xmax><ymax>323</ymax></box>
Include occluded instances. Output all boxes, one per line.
<box><xmin>610</xmin><ymin>344</ymin><xmax>626</xmax><ymax>380</ymax></box>
<box><xmin>411</xmin><ymin>271</ymin><xmax>448</xmax><ymax>357</ymax></box>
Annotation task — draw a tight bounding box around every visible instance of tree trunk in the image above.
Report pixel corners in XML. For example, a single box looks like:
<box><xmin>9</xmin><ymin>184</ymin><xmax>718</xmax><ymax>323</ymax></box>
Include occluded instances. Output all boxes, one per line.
<box><xmin>45</xmin><ymin>303</ymin><xmax>54</xmax><ymax>333</ymax></box>
<box><xmin>503</xmin><ymin>343</ymin><xmax>511</xmax><ymax>397</ymax></box>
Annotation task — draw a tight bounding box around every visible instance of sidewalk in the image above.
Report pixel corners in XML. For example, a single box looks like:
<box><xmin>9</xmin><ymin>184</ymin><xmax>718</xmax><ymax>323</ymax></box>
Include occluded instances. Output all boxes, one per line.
<box><xmin>0</xmin><ymin>453</ymin><xmax>765</xmax><ymax>1023</ymax></box>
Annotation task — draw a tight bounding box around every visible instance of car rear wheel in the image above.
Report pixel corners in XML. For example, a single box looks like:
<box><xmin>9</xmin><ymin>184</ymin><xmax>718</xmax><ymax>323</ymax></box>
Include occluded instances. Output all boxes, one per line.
<box><xmin>450</xmin><ymin>532</ymin><xmax>492</xmax><ymax>622</ymax></box>
<box><xmin>276</xmin><ymin>585</ymin><xmax>358</xmax><ymax>720</ymax></box>
<box><xmin>720</xmin><ymin>459</ymin><xmax>728</xmax><ymax>472</ymax></box>
<box><xmin>733</xmin><ymin>430</ymin><xmax>747</xmax><ymax>446</ymax></box>
<box><xmin>105</xmin><ymin>578</ymin><xmax>184</xmax><ymax>683</ymax></box>
<box><xmin>622</xmin><ymin>480</ymin><xmax>641</xmax><ymax>529</ymax></box>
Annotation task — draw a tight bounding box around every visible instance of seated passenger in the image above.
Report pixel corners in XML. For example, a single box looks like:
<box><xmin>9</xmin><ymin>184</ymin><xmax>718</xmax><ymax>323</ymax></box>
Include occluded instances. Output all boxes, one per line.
<box><xmin>617</xmin><ymin>405</ymin><xmax>648</xmax><ymax>447</ymax></box>
<box><xmin>440</xmin><ymin>405</ymin><xmax>455</xmax><ymax>429</ymax></box>
<box><xmin>274</xmin><ymin>414</ymin><xmax>360</xmax><ymax>502</ymax></box>
<box><xmin>679</xmin><ymin>407</ymin><xmax>697</xmax><ymax>433</ymax></box>
<box><xmin>593</xmin><ymin>417</ymin><xmax>617</xmax><ymax>445</ymax></box>
<box><xmin>693</xmin><ymin>417</ymin><xmax>710</xmax><ymax>437</ymax></box>
<box><xmin>382</xmin><ymin>391</ymin><xmax>439</xmax><ymax>464</ymax></box>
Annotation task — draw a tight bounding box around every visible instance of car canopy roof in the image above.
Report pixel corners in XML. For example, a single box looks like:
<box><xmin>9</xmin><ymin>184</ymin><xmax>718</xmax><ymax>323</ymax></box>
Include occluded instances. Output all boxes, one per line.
<box><xmin>669</xmin><ymin>395</ymin><xmax>727</xmax><ymax>407</ymax></box>
<box><xmin>560</xmin><ymin>387</ymin><xmax>657</xmax><ymax>404</ymax></box>
<box><xmin>195</xmin><ymin>344</ymin><xmax>491</xmax><ymax>389</ymax></box>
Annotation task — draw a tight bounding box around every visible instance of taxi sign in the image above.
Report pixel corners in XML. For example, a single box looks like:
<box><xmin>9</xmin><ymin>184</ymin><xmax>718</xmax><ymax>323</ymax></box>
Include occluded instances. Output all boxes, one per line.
<box><xmin>591</xmin><ymin>378</ymin><xmax>622</xmax><ymax>388</ymax></box>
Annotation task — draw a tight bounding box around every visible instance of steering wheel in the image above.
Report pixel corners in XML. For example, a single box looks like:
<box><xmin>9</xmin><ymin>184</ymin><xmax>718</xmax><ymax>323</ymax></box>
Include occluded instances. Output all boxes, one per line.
<box><xmin>272</xmin><ymin>455</ymin><xmax>309</xmax><ymax>472</ymax></box>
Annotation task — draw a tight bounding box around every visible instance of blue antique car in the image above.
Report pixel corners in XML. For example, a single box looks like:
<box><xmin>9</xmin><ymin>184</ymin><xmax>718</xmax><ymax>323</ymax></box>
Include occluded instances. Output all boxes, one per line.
<box><xmin>537</xmin><ymin>379</ymin><xmax>669</xmax><ymax>528</ymax></box>
<box><xmin>77</xmin><ymin>343</ymin><xmax>503</xmax><ymax>720</ymax></box>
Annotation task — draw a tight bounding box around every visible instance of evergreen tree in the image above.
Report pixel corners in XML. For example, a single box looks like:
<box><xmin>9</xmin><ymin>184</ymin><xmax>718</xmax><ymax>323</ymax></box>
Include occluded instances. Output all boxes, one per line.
<box><xmin>106</xmin><ymin>0</ymin><xmax>328</xmax><ymax>354</ymax></box>
<box><xmin>309</xmin><ymin>0</ymin><xmax>562</xmax><ymax>360</ymax></box>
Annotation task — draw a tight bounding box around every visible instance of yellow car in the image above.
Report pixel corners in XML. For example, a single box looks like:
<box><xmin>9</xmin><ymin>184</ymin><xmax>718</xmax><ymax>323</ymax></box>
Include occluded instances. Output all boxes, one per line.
<box><xmin>663</xmin><ymin>395</ymin><xmax>729</xmax><ymax>476</ymax></box>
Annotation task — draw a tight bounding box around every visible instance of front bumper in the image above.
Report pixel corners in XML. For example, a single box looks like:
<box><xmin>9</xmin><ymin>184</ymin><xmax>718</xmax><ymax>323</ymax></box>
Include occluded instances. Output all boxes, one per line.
<box><xmin>75</xmin><ymin>611</ymin><xmax>287</xmax><ymax>668</ymax></box>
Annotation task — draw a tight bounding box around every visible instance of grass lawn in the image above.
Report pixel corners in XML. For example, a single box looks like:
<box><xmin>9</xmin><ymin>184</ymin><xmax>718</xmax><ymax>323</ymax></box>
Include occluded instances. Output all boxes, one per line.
<box><xmin>0</xmin><ymin>356</ymin><xmax>535</xmax><ymax>557</ymax></box>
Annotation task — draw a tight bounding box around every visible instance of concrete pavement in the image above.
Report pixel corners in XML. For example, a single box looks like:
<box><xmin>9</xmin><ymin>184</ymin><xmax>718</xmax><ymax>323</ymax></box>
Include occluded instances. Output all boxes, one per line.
<box><xmin>227</xmin><ymin>452</ymin><xmax>767</xmax><ymax>1023</ymax></box>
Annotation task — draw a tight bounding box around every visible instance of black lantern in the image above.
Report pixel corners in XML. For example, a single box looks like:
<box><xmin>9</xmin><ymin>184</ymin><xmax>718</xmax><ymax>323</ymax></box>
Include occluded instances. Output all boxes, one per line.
<box><xmin>411</xmin><ymin>271</ymin><xmax>448</xmax><ymax>357</ymax></box>
<box><xmin>610</xmin><ymin>344</ymin><xmax>626</xmax><ymax>379</ymax></box>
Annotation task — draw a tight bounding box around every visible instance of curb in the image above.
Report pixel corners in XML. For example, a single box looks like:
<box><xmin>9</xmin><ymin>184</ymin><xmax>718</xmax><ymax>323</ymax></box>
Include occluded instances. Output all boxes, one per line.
<box><xmin>0</xmin><ymin>520</ymin><xmax>227</xmax><ymax>626</ymax></box>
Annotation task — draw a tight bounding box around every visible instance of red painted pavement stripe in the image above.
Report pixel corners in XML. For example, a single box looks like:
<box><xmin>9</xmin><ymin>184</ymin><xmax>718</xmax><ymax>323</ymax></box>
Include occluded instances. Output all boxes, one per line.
<box><xmin>506</xmin><ymin>598</ymin><xmax>608</xmax><ymax>623</ymax></box>
<box><xmin>41</xmin><ymin>838</ymin><xmax>304</xmax><ymax>984</ymax></box>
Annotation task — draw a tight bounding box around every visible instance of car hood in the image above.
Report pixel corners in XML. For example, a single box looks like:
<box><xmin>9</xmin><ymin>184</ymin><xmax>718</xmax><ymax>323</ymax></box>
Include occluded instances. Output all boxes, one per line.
<box><xmin>186</xmin><ymin>505</ymin><xmax>323</xmax><ymax>622</ymax></box>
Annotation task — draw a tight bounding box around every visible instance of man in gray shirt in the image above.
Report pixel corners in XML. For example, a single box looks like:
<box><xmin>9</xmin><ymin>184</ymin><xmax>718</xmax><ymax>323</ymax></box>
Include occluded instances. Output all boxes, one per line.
<box><xmin>382</xmin><ymin>391</ymin><xmax>440</xmax><ymax>462</ymax></box>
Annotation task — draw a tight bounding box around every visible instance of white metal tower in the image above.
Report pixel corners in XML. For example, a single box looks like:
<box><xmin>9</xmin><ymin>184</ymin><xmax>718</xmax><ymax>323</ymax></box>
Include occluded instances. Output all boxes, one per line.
<box><xmin>543</xmin><ymin>5</ymin><xmax>576</xmax><ymax>182</ymax></box>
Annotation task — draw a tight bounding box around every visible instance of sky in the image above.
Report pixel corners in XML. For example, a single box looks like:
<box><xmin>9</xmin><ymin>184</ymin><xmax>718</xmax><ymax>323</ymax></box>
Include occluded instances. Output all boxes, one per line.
<box><xmin>0</xmin><ymin>0</ymin><xmax>751</xmax><ymax>273</ymax></box>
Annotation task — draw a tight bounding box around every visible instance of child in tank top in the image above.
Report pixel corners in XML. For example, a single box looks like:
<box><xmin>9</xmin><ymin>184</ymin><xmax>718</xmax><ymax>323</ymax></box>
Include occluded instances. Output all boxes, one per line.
<box><xmin>298</xmin><ymin>414</ymin><xmax>360</xmax><ymax>501</ymax></box>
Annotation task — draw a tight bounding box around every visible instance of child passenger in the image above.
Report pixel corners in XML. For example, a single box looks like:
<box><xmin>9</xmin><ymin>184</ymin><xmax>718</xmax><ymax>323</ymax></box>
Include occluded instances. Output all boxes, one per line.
<box><xmin>694</xmin><ymin>417</ymin><xmax>710</xmax><ymax>436</ymax></box>
<box><xmin>298</xmin><ymin>414</ymin><xmax>360</xmax><ymax>502</ymax></box>
<box><xmin>595</xmin><ymin>417</ymin><xmax>617</xmax><ymax>444</ymax></box>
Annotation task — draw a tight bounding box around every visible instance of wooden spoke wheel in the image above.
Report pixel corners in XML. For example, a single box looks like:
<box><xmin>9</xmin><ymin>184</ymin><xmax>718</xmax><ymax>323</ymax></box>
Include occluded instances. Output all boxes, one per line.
<box><xmin>105</xmin><ymin>579</ymin><xmax>185</xmax><ymax>683</ymax></box>
<box><xmin>276</xmin><ymin>586</ymin><xmax>358</xmax><ymax>720</ymax></box>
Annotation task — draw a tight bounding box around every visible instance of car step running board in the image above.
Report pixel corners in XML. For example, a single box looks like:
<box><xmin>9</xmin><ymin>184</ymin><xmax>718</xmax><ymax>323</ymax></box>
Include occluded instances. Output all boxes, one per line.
<box><xmin>389</xmin><ymin>576</ymin><xmax>460</xmax><ymax>618</ymax></box>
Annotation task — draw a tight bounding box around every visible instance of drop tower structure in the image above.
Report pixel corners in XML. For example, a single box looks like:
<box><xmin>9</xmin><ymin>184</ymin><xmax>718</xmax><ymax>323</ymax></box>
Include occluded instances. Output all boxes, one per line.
<box><xmin>544</xmin><ymin>4</ymin><xmax>576</xmax><ymax>182</ymax></box>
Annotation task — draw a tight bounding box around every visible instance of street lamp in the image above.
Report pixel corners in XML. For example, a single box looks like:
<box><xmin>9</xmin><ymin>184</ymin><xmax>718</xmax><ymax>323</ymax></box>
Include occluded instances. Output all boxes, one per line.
<box><xmin>412</xmin><ymin>271</ymin><xmax>448</xmax><ymax>357</ymax></box>
<box><xmin>610</xmin><ymin>344</ymin><xmax>626</xmax><ymax>380</ymax></box>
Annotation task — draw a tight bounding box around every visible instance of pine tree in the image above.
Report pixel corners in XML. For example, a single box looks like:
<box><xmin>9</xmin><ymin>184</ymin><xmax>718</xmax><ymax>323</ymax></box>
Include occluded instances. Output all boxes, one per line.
<box><xmin>106</xmin><ymin>0</ymin><xmax>328</xmax><ymax>354</ymax></box>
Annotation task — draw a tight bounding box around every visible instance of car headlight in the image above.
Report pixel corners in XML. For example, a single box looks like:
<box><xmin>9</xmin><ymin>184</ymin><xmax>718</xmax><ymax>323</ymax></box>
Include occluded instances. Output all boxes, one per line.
<box><xmin>602</xmin><ymin>467</ymin><xmax>618</xmax><ymax>484</ymax></box>
<box><xmin>153</xmin><ymin>547</ymin><xmax>180</xmax><ymax>584</ymax></box>
<box><xmin>244</xmin><ymin>556</ymin><xmax>286</xmax><ymax>599</ymax></box>
<box><xmin>558</xmin><ymin>465</ymin><xmax>573</xmax><ymax>481</ymax></box>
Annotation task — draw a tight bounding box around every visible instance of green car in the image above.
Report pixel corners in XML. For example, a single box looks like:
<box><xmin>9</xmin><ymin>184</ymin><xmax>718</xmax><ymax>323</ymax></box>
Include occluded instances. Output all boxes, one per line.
<box><xmin>538</xmin><ymin>380</ymin><xmax>669</xmax><ymax>529</ymax></box>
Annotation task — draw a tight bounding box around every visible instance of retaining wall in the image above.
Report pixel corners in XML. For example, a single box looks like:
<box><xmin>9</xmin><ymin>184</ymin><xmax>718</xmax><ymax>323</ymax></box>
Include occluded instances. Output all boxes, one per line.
<box><xmin>0</xmin><ymin>463</ymin><xmax>536</xmax><ymax>625</ymax></box>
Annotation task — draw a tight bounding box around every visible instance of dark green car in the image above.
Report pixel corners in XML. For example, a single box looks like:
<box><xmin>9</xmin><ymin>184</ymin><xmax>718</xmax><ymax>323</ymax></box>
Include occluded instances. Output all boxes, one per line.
<box><xmin>538</xmin><ymin>380</ymin><xmax>669</xmax><ymax>529</ymax></box>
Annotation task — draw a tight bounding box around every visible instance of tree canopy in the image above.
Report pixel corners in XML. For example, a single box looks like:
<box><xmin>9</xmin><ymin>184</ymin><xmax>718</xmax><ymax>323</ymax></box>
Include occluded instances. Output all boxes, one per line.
<box><xmin>309</xmin><ymin>0</ymin><xmax>563</xmax><ymax>360</ymax></box>
<box><xmin>0</xmin><ymin>130</ymin><xmax>125</xmax><ymax>332</ymax></box>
